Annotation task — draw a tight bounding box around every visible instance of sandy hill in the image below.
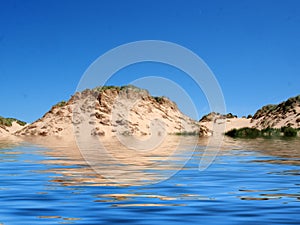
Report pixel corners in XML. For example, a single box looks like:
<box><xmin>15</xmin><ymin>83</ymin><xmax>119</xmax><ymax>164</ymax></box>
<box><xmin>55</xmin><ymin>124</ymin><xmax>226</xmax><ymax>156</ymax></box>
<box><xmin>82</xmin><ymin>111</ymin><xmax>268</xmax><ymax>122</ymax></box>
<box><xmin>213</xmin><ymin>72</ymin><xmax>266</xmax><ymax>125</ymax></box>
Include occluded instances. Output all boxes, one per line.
<box><xmin>251</xmin><ymin>95</ymin><xmax>300</xmax><ymax>129</ymax></box>
<box><xmin>0</xmin><ymin>116</ymin><xmax>27</xmax><ymax>138</ymax></box>
<box><xmin>199</xmin><ymin>95</ymin><xmax>300</xmax><ymax>132</ymax></box>
<box><xmin>6</xmin><ymin>88</ymin><xmax>300</xmax><ymax>138</ymax></box>
<box><xmin>199</xmin><ymin>112</ymin><xmax>253</xmax><ymax>132</ymax></box>
<box><xmin>15</xmin><ymin>85</ymin><xmax>210</xmax><ymax>137</ymax></box>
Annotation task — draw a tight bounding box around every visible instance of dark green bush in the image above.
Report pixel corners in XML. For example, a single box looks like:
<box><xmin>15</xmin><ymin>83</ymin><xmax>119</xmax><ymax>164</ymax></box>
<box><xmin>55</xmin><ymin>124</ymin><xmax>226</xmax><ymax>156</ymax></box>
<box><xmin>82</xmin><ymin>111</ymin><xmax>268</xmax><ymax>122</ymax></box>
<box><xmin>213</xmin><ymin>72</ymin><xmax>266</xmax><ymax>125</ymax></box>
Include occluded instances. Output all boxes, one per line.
<box><xmin>175</xmin><ymin>131</ymin><xmax>199</xmax><ymax>136</ymax></box>
<box><xmin>154</xmin><ymin>96</ymin><xmax>164</xmax><ymax>104</ymax></box>
<box><xmin>226</xmin><ymin>113</ymin><xmax>237</xmax><ymax>119</ymax></box>
<box><xmin>94</xmin><ymin>86</ymin><xmax>121</xmax><ymax>92</ymax></box>
<box><xmin>95</xmin><ymin>85</ymin><xmax>144</xmax><ymax>93</ymax></box>
<box><xmin>261</xmin><ymin>127</ymin><xmax>281</xmax><ymax>137</ymax></box>
<box><xmin>0</xmin><ymin>116</ymin><xmax>26</xmax><ymax>127</ymax></box>
<box><xmin>225</xmin><ymin>127</ymin><xmax>261</xmax><ymax>138</ymax></box>
<box><xmin>281</xmin><ymin>126</ymin><xmax>298</xmax><ymax>137</ymax></box>
<box><xmin>54</xmin><ymin>101</ymin><xmax>67</xmax><ymax>107</ymax></box>
<box><xmin>226</xmin><ymin>126</ymin><xmax>298</xmax><ymax>138</ymax></box>
<box><xmin>16</xmin><ymin>120</ymin><xmax>27</xmax><ymax>126</ymax></box>
<box><xmin>225</xmin><ymin>128</ymin><xmax>238</xmax><ymax>138</ymax></box>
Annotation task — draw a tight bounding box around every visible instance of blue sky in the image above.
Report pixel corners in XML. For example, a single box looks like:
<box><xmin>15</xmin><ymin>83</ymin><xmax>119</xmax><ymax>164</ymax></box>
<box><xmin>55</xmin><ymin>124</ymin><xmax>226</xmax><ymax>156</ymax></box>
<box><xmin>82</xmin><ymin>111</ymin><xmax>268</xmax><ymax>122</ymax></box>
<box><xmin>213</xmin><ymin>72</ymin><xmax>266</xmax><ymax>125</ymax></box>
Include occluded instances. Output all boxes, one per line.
<box><xmin>0</xmin><ymin>0</ymin><xmax>300</xmax><ymax>122</ymax></box>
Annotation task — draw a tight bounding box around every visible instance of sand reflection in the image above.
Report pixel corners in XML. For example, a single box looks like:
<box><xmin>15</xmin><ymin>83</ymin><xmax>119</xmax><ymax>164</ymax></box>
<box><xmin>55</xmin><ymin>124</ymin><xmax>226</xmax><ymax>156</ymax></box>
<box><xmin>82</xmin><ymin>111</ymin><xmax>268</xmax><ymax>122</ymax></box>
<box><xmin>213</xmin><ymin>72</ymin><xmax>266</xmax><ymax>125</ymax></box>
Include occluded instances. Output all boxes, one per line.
<box><xmin>224</xmin><ymin>137</ymin><xmax>300</xmax><ymax>165</ymax></box>
<box><xmin>17</xmin><ymin>135</ymin><xmax>300</xmax><ymax>187</ymax></box>
<box><xmin>21</xmin><ymin>135</ymin><xmax>199</xmax><ymax>186</ymax></box>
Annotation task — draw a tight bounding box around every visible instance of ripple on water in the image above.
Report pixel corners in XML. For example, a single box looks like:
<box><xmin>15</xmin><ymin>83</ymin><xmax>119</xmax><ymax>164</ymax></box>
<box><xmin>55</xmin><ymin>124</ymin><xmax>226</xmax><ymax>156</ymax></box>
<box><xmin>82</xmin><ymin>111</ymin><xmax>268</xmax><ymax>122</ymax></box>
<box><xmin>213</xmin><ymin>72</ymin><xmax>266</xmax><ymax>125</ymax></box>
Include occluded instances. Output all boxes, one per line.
<box><xmin>0</xmin><ymin>138</ymin><xmax>300</xmax><ymax>224</ymax></box>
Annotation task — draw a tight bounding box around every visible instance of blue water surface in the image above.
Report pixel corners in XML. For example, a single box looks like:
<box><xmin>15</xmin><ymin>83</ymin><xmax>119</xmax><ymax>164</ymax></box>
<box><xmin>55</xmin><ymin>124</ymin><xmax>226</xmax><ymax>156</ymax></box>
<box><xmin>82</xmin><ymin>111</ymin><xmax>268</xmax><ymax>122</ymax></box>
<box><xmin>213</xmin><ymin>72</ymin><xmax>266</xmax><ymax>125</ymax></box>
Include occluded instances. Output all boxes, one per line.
<box><xmin>0</xmin><ymin>139</ymin><xmax>299</xmax><ymax>225</ymax></box>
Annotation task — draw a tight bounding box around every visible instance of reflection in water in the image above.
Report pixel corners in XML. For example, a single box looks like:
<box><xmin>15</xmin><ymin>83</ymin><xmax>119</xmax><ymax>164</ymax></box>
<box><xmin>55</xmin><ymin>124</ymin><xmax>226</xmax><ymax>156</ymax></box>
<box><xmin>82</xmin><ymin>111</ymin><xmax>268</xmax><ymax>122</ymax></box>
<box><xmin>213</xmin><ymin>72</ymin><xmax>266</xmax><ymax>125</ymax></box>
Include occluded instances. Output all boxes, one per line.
<box><xmin>225</xmin><ymin>137</ymin><xmax>300</xmax><ymax>165</ymax></box>
<box><xmin>25</xmin><ymin>135</ymin><xmax>201</xmax><ymax>186</ymax></box>
<box><xmin>0</xmin><ymin>136</ymin><xmax>300</xmax><ymax>224</ymax></box>
<box><xmin>0</xmin><ymin>137</ymin><xmax>22</xmax><ymax>149</ymax></box>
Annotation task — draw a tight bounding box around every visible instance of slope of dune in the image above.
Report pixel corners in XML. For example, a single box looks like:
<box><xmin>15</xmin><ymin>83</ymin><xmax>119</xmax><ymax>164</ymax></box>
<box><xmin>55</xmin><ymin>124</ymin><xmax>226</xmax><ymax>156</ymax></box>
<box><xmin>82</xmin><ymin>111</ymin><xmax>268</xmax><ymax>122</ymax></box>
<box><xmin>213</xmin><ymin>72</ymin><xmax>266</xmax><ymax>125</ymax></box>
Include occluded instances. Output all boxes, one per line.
<box><xmin>199</xmin><ymin>95</ymin><xmax>300</xmax><ymax>133</ymax></box>
<box><xmin>251</xmin><ymin>95</ymin><xmax>300</xmax><ymax>129</ymax></box>
<box><xmin>0</xmin><ymin>126</ymin><xmax>10</xmax><ymax>137</ymax></box>
<box><xmin>200</xmin><ymin>117</ymin><xmax>253</xmax><ymax>133</ymax></box>
<box><xmin>15</xmin><ymin>85</ymin><xmax>210</xmax><ymax>138</ymax></box>
<box><xmin>0</xmin><ymin>117</ymin><xmax>27</xmax><ymax>138</ymax></box>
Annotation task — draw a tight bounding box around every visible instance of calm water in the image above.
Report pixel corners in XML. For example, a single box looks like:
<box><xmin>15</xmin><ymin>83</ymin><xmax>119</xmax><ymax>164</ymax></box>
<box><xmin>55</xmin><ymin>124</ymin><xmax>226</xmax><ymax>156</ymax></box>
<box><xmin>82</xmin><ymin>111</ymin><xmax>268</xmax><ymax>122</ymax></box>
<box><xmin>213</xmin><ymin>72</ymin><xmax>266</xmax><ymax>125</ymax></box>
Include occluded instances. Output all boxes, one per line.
<box><xmin>0</xmin><ymin>137</ymin><xmax>300</xmax><ymax>225</ymax></box>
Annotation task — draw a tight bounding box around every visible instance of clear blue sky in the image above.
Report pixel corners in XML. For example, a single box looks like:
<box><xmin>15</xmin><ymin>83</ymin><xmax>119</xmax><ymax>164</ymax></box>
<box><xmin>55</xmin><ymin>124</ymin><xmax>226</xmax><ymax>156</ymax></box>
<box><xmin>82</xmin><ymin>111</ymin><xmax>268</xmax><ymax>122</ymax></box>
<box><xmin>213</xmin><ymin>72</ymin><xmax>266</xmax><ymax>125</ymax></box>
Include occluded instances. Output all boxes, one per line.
<box><xmin>0</xmin><ymin>0</ymin><xmax>299</xmax><ymax>122</ymax></box>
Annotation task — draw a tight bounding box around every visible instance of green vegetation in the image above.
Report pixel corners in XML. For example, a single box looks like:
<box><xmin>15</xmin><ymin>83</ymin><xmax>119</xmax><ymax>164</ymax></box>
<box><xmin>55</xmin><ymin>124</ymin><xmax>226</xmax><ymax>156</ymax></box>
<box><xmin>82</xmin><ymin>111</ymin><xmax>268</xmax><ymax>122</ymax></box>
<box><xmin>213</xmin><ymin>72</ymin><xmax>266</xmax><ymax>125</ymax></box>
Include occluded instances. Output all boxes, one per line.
<box><xmin>226</xmin><ymin>113</ymin><xmax>237</xmax><ymax>119</ymax></box>
<box><xmin>16</xmin><ymin>120</ymin><xmax>27</xmax><ymax>126</ymax></box>
<box><xmin>253</xmin><ymin>95</ymin><xmax>300</xmax><ymax>119</ymax></box>
<box><xmin>225</xmin><ymin>127</ymin><xmax>261</xmax><ymax>138</ymax></box>
<box><xmin>54</xmin><ymin>101</ymin><xmax>67</xmax><ymax>107</ymax></box>
<box><xmin>95</xmin><ymin>85</ymin><xmax>121</xmax><ymax>92</ymax></box>
<box><xmin>225</xmin><ymin>126</ymin><xmax>299</xmax><ymax>138</ymax></box>
<box><xmin>281</xmin><ymin>126</ymin><xmax>298</xmax><ymax>137</ymax></box>
<box><xmin>94</xmin><ymin>85</ymin><xmax>144</xmax><ymax>93</ymax></box>
<box><xmin>174</xmin><ymin>131</ymin><xmax>199</xmax><ymax>136</ymax></box>
<box><xmin>154</xmin><ymin>96</ymin><xmax>164</xmax><ymax>104</ymax></box>
<box><xmin>0</xmin><ymin>116</ymin><xmax>26</xmax><ymax>127</ymax></box>
<box><xmin>93</xmin><ymin>85</ymin><xmax>166</xmax><ymax>104</ymax></box>
<box><xmin>261</xmin><ymin>127</ymin><xmax>281</xmax><ymax>137</ymax></box>
<box><xmin>199</xmin><ymin>112</ymin><xmax>237</xmax><ymax>122</ymax></box>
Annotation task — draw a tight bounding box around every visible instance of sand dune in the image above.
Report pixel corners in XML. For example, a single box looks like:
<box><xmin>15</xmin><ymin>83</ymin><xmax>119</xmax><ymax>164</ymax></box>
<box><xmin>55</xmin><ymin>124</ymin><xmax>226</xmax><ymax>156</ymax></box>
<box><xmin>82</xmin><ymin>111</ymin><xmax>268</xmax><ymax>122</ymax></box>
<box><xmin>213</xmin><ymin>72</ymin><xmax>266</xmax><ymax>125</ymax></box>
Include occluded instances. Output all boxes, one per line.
<box><xmin>251</xmin><ymin>95</ymin><xmax>300</xmax><ymax>129</ymax></box>
<box><xmin>1</xmin><ymin>88</ymin><xmax>299</xmax><ymax>139</ymax></box>
<box><xmin>200</xmin><ymin>117</ymin><xmax>254</xmax><ymax>133</ymax></box>
<box><xmin>0</xmin><ymin>121</ymin><xmax>26</xmax><ymax>138</ymax></box>
<box><xmin>15</xmin><ymin>86</ymin><xmax>211</xmax><ymax>139</ymax></box>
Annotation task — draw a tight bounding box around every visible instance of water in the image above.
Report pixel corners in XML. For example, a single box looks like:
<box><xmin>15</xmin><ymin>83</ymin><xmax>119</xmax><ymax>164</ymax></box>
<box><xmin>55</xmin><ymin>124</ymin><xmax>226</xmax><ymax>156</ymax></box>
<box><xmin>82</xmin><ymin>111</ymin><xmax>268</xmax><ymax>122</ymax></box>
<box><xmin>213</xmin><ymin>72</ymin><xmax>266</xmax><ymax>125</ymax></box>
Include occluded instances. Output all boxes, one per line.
<box><xmin>0</xmin><ymin>137</ymin><xmax>300</xmax><ymax>224</ymax></box>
